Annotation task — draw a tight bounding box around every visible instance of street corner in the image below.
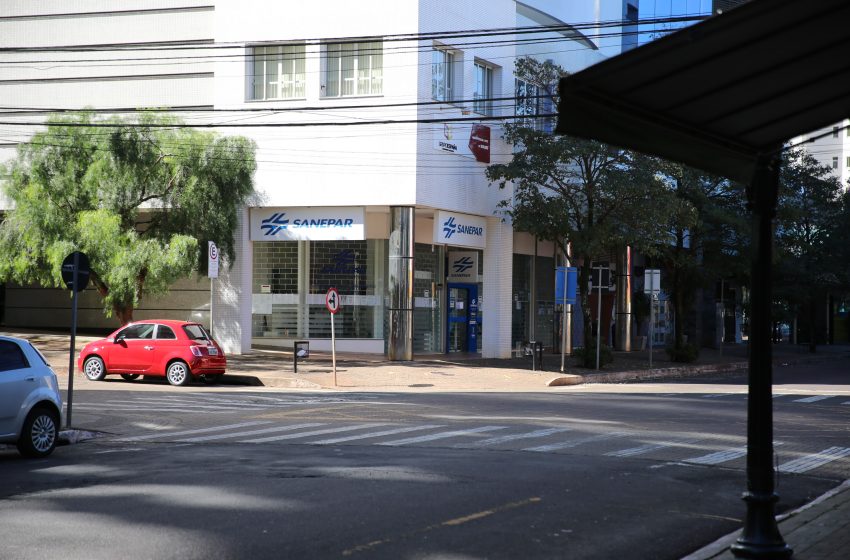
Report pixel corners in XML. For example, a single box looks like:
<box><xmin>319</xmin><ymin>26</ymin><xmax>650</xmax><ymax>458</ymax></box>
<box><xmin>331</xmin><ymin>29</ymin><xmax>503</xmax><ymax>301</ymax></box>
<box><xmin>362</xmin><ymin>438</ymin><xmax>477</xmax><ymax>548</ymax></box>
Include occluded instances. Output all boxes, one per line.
<box><xmin>546</xmin><ymin>374</ymin><xmax>584</xmax><ymax>387</ymax></box>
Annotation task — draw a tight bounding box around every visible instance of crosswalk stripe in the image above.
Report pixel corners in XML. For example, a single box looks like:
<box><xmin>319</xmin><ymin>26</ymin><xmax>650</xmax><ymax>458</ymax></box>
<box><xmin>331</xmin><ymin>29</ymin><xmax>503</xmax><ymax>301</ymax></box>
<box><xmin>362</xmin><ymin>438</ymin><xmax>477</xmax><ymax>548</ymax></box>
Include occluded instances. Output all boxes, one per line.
<box><xmin>100</xmin><ymin>402</ymin><xmax>254</xmax><ymax>411</ymax></box>
<box><xmin>109</xmin><ymin>398</ymin><xmax>272</xmax><ymax>409</ymax></box>
<box><xmin>792</xmin><ymin>395</ymin><xmax>832</xmax><ymax>403</ymax></box>
<box><xmin>118</xmin><ymin>421</ymin><xmax>274</xmax><ymax>442</ymax></box>
<box><xmin>701</xmin><ymin>394</ymin><xmax>729</xmax><ymax>398</ymax></box>
<box><xmin>459</xmin><ymin>427</ymin><xmax>573</xmax><ymax>448</ymax></box>
<box><xmin>685</xmin><ymin>447</ymin><xmax>746</xmax><ymax>465</ymax></box>
<box><xmin>243</xmin><ymin>423</ymin><xmax>390</xmax><ymax>444</ymax></box>
<box><xmin>180</xmin><ymin>423</ymin><xmax>325</xmax><ymax>443</ymax></box>
<box><xmin>778</xmin><ymin>447</ymin><xmax>850</xmax><ymax>474</ymax></box>
<box><xmin>74</xmin><ymin>405</ymin><xmax>235</xmax><ymax>414</ymax></box>
<box><xmin>606</xmin><ymin>438</ymin><xmax>701</xmax><ymax>458</ymax></box>
<box><xmin>524</xmin><ymin>431</ymin><xmax>628</xmax><ymax>453</ymax></box>
<box><xmin>379</xmin><ymin>426</ymin><xmax>506</xmax><ymax>447</ymax></box>
<box><xmin>309</xmin><ymin>425</ymin><xmax>445</xmax><ymax>445</ymax></box>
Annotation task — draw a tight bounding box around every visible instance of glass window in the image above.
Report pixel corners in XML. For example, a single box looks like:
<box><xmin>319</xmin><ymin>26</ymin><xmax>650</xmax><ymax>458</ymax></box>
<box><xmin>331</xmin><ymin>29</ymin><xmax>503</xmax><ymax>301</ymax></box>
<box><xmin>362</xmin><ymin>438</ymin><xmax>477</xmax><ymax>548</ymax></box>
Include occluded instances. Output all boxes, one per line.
<box><xmin>833</xmin><ymin>126</ymin><xmax>839</xmax><ymax>138</ymax></box>
<box><xmin>118</xmin><ymin>324</ymin><xmax>155</xmax><ymax>340</ymax></box>
<box><xmin>156</xmin><ymin>325</ymin><xmax>177</xmax><ymax>340</ymax></box>
<box><xmin>432</xmin><ymin>48</ymin><xmax>454</xmax><ymax>102</ymax></box>
<box><xmin>183</xmin><ymin>324</ymin><xmax>211</xmax><ymax>341</ymax></box>
<box><xmin>325</xmin><ymin>41</ymin><xmax>383</xmax><ymax>97</ymax></box>
<box><xmin>252</xmin><ymin>240</ymin><xmax>387</xmax><ymax>340</ymax></box>
<box><xmin>473</xmin><ymin>61</ymin><xmax>494</xmax><ymax>115</ymax></box>
<box><xmin>833</xmin><ymin>157</ymin><xmax>839</xmax><ymax>169</ymax></box>
<box><xmin>0</xmin><ymin>340</ymin><xmax>29</xmax><ymax>371</ymax></box>
<box><xmin>250</xmin><ymin>44</ymin><xmax>306</xmax><ymax>101</ymax></box>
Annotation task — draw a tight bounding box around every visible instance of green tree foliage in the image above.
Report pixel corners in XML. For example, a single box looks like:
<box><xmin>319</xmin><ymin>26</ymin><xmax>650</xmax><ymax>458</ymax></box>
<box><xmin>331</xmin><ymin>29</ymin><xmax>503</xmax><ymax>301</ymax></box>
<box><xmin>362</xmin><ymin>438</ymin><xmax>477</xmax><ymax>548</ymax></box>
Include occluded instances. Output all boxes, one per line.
<box><xmin>487</xmin><ymin>58</ymin><xmax>689</xmax><ymax>365</ymax></box>
<box><xmin>774</xmin><ymin>149</ymin><xmax>845</xmax><ymax>351</ymax></box>
<box><xmin>0</xmin><ymin>112</ymin><xmax>256</xmax><ymax>324</ymax></box>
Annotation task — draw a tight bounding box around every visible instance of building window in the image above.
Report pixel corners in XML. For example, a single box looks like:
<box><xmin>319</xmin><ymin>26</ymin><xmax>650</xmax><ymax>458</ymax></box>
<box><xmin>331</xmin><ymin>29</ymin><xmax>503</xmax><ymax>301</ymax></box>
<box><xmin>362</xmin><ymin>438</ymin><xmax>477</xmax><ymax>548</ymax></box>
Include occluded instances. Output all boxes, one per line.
<box><xmin>324</xmin><ymin>41</ymin><xmax>383</xmax><ymax>97</ymax></box>
<box><xmin>515</xmin><ymin>79</ymin><xmax>555</xmax><ymax>133</ymax></box>
<box><xmin>833</xmin><ymin>156</ymin><xmax>839</xmax><ymax>169</ymax></box>
<box><xmin>432</xmin><ymin>48</ymin><xmax>455</xmax><ymax>102</ymax></box>
<box><xmin>473</xmin><ymin>61</ymin><xmax>494</xmax><ymax>115</ymax></box>
<box><xmin>250</xmin><ymin>45</ymin><xmax>306</xmax><ymax>100</ymax></box>
<box><xmin>833</xmin><ymin>126</ymin><xmax>839</xmax><ymax>138</ymax></box>
<box><xmin>846</xmin><ymin>156</ymin><xmax>850</xmax><ymax>168</ymax></box>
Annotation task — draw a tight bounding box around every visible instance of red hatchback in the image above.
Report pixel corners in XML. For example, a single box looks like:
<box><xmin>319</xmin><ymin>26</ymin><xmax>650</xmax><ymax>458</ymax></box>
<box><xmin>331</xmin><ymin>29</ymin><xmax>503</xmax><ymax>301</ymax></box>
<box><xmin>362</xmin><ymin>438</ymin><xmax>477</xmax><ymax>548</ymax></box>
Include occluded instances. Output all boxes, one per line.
<box><xmin>78</xmin><ymin>320</ymin><xmax>227</xmax><ymax>386</ymax></box>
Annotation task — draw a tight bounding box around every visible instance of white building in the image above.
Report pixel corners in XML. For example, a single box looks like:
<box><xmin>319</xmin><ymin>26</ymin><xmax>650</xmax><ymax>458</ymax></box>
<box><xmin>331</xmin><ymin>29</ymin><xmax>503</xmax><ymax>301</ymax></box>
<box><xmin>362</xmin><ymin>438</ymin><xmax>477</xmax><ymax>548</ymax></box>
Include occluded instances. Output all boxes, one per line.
<box><xmin>794</xmin><ymin>120</ymin><xmax>850</xmax><ymax>190</ymax></box>
<box><xmin>0</xmin><ymin>0</ymin><xmax>615</xmax><ymax>358</ymax></box>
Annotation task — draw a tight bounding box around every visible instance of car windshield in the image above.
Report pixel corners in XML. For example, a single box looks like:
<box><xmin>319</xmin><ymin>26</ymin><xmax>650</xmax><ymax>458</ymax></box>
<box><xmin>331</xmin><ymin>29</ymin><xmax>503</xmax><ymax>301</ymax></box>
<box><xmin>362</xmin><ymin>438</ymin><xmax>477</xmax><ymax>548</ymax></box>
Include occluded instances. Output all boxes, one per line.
<box><xmin>182</xmin><ymin>324</ymin><xmax>210</xmax><ymax>341</ymax></box>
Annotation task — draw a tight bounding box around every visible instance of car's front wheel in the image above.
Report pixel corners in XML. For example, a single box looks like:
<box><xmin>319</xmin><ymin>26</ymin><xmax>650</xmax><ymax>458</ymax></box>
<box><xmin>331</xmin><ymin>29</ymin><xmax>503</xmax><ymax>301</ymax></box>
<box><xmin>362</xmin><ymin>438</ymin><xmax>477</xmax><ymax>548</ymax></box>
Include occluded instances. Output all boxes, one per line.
<box><xmin>83</xmin><ymin>356</ymin><xmax>106</xmax><ymax>381</ymax></box>
<box><xmin>17</xmin><ymin>407</ymin><xmax>59</xmax><ymax>458</ymax></box>
<box><xmin>166</xmin><ymin>361</ymin><xmax>192</xmax><ymax>386</ymax></box>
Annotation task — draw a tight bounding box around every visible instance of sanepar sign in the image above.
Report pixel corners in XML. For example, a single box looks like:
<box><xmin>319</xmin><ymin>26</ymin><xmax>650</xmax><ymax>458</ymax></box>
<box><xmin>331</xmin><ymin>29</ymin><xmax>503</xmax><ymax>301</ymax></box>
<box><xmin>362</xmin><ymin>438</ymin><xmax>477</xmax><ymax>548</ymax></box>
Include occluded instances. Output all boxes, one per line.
<box><xmin>250</xmin><ymin>207</ymin><xmax>365</xmax><ymax>241</ymax></box>
<box><xmin>433</xmin><ymin>210</ymin><xmax>486</xmax><ymax>249</ymax></box>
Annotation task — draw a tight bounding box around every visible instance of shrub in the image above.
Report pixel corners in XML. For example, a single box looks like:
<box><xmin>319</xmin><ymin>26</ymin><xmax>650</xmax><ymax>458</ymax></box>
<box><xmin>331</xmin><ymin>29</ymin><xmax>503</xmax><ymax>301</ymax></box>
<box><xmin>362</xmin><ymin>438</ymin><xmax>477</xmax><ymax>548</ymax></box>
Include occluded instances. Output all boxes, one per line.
<box><xmin>573</xmin><ymin>341</ymin><xmax>614</xmax><ymax>368</ymax></box>
<box><xmin>666</xmin><ymin>343</ymin><xmax>699</xmax><ymax>363</ymax></box>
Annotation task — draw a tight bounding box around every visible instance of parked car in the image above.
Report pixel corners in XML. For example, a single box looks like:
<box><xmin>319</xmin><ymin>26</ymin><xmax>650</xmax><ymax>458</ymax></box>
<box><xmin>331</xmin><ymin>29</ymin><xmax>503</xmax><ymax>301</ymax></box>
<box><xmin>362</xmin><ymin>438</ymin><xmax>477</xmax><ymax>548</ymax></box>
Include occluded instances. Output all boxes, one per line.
<box><xmin>0</xmin><ymin>336</ymin><xmax>63</xmax><ymax>458</ymax></box>
<box><xmin>78</xmin><ymin>320</ymin><xmax>226</xmax><ymax>386</ymax></box>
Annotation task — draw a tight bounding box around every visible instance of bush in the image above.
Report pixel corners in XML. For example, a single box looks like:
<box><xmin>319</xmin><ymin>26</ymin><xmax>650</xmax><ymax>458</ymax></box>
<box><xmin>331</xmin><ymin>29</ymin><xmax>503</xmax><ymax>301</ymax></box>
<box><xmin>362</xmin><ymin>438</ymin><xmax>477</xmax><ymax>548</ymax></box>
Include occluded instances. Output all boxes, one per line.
<box><xmin>572</xmin><ymin>341</ymin><xmax>614</xmax><ymax>368</ymax></box>
<box><xmin>666</xmin><ymin>343</ymin><xmax>699</xmax><ymax>363</ymax></box>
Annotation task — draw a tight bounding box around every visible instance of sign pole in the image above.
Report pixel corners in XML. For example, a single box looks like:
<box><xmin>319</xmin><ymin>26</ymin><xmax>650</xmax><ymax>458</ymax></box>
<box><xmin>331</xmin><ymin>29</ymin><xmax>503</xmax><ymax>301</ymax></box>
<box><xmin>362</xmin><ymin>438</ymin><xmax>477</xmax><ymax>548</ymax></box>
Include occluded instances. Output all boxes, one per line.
<box><xmin>649</xmin><ymin>293</ymin><xmax>654</xmax><ymax>370</ymax></box>
<box><xmin>596</xmin><ymin>267</ymin><xmax>602</xmax><ymax>371</ymax></box>
<box><xmin>66</xmin><ymin>252</ymin><xmax>79</xmax><ymax>429</ymax></box>
<box><xmin>560</xmin><ymin>266</ymin><xmax>568</xmax><ymax>373</ymax></box>
<box><xmin>331</xmin><ymin>312</ymin><xmax>337</xmax><ymax>387</ymax></box>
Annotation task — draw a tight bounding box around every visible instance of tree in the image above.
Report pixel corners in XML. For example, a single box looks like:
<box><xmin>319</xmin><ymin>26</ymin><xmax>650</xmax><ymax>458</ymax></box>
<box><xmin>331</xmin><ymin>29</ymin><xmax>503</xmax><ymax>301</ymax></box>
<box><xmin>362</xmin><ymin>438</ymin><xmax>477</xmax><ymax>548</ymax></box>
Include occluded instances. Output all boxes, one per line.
<box><xmin>654</xmin><ymin>161</ymin><xmax>749</xmax><ymax>360</ymax></box>
<box><xmin>0</xmin><ymin>112</ymin><xmax>256</xmax><ymax>324</ymax></box>
<box><xmin>774</xmin><ymin>149</ymin><xmax>845</xmax><ymax>351</ymax></box>
<box><xmin>487</xmin><ymin>58</ymin><xmax>689</xmax><ymax>366</ymax></box>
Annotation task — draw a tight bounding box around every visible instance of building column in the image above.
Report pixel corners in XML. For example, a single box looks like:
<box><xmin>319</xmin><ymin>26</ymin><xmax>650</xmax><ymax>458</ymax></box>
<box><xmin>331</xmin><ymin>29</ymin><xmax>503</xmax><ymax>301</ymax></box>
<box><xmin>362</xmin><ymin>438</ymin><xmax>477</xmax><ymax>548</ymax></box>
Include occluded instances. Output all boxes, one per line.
<box><xmin>215</xmin><ymin>207</ymin><xmax>252</xmax><ymax>355</ymax></box>
<box><xmin>388</xmin><ymin>207</ymin><xmax>414</xmax><ymax>361</ymax></box>
<box><xmin>615</xmin><ymin>246</ymin><xmax>632</xmax><ymax>351</ymax></box>
<box><xmin>482</xmin><ymin>217</ymin><xmax>513</xmax><ymax>358</ymax></box>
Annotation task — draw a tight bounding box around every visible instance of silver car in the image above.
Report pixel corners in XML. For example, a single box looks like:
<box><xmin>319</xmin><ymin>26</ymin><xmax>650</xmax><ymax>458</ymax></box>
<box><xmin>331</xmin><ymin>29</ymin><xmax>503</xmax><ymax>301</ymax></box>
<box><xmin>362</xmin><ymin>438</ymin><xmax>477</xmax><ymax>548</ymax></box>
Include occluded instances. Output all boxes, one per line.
<box><xmin>0</xmin><ymin>336</ymin><xmax>63</xmax><ymax>458</ymax></box>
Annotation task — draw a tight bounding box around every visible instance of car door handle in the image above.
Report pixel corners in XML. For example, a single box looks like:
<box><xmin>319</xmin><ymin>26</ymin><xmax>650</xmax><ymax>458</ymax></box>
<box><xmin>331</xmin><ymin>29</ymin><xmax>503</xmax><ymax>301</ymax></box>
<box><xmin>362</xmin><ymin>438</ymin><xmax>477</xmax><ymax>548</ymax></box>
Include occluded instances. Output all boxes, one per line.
<box><xmin>26</xmin><ymin>376</ymin><xmax>35</xmax><ymax>381</ymax></box>
<box><xmin>144</xmin><ymin>346</ymin><xmax>155</xmax><ymax>350</ymax></box>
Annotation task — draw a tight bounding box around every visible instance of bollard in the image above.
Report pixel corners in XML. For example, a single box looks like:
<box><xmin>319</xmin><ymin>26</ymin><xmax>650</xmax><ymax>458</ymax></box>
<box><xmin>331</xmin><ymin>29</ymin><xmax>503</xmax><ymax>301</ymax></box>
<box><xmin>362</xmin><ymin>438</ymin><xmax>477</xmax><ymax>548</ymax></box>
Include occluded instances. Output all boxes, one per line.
<box><xmin>293</xmin><ymin>340</ymin><xmax>309</xmax><ymax>373</ymax></box>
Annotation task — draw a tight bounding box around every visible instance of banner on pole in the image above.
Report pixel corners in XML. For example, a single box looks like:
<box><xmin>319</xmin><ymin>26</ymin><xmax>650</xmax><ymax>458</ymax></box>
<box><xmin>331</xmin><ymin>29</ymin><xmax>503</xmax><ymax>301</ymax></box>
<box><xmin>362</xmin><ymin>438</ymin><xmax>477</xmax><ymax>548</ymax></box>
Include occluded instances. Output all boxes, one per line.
<box><xmin>555</xmin><ymin>267</ymin><xmax>578</xmax><ymax>305</ymax></box>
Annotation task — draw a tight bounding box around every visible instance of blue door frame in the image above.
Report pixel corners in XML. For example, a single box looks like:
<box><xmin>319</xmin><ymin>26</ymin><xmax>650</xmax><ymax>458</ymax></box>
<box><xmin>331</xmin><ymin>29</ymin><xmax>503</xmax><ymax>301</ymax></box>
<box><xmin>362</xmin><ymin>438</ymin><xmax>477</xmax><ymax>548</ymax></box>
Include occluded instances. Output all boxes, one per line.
<box><xmin>446</xmin><ymin>283</ymin><xmax>478</xmax><ymax>353</ymax></box>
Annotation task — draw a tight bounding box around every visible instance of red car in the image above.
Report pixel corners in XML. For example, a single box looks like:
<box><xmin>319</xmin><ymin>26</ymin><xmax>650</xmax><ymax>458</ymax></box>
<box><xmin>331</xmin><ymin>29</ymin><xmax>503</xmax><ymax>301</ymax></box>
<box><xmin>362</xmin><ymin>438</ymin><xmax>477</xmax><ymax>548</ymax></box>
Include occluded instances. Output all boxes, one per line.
<box><xmin>78</xmin><ymin>320</ymin><xmax>226</xmax><ymax>386</ymax></box>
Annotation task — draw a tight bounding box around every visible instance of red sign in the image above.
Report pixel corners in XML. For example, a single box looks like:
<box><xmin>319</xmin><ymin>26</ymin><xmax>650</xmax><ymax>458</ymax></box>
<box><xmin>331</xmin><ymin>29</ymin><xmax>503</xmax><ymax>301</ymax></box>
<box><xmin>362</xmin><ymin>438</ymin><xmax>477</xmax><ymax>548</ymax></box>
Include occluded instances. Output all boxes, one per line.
<box><xmin>325</xmin><ymin>287</ymin><xmax>340</xmax><ymax>315</ymax></box>
<box><xmin>468</xmin><ymin>124</ymin><xmax>491</xmax><ymax>163</ymax></box>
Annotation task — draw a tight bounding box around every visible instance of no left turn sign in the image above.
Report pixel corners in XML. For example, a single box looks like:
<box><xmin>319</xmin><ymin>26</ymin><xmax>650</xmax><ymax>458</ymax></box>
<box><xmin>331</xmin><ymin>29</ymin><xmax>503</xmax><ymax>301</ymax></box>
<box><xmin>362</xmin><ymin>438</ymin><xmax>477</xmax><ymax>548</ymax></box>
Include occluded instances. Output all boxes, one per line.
<box><xmin>325</xmin><ymin>287</ymin><xmax>340</xmax><ymax>314</ymax></box>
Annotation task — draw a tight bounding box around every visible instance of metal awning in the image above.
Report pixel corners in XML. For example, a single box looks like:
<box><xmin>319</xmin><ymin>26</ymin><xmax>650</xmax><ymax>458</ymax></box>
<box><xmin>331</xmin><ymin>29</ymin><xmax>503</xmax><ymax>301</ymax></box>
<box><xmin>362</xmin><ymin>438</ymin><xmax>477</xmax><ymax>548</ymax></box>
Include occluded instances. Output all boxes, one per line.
<box><xmin>555</xmin><ymin>1</ymin><xmax>850</xmax><ymax>557</ymax></box>
<box><xmin>556</xmin><ymin>0</ymin><xmax>850</xmax><ymax>182</ymax></box>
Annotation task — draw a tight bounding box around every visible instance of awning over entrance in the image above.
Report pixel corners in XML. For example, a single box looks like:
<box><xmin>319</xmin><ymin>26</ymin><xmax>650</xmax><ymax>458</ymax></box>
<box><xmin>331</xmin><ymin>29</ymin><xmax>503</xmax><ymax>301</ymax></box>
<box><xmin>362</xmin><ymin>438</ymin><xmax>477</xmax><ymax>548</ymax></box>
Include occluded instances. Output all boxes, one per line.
<box><xmin>556</xmin><ymin>0</ymin><xmax>850</xmax><ymax>182</ymax></box>
<box><xmin>554</xmin><ymin>1</ymin><xmax>850</xmax><ymax>557</ymax></box>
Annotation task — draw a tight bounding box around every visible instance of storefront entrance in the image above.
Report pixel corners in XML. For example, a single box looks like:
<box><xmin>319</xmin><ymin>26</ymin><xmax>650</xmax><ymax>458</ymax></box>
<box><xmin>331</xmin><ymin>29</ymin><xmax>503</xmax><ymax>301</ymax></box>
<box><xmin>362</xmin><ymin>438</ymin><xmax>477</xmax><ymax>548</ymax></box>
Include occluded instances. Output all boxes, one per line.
<box><xmin>447</xmin><ymin>283</ymin><xmax>478</xmax><ymax>353</ymax></box>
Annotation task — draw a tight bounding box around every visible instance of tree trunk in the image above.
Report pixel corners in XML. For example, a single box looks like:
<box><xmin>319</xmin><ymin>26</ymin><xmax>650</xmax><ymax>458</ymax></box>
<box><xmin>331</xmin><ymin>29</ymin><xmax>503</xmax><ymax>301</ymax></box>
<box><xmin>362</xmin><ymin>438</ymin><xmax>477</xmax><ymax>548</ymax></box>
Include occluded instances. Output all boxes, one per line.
<box><xmin>114</xmin><ymin>305</ymin><xmax>135</xmax><ymax>325</ymax></box>
<box><xmin>807</xmin><ymin>299</ymin><xmax>817</xmax><ymax>353</ymax></box>
<box><xmin>579</xmin><ymin>260</ymin><xmax>595</xmax><ymax>368</ymax></box>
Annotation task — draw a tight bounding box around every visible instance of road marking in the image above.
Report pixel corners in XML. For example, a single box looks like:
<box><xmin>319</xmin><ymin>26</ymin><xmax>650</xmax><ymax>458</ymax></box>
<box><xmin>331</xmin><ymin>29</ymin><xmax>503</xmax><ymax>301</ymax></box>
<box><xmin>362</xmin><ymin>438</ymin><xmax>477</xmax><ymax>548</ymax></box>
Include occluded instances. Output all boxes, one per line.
<box><xmin>792</xmin><ymin>395</ymin><xmax>832</xmax><ymax>403</ymax></box>
<box><xmin>102</xmin><ymin>400</ymin><xmax>266</xmax><ymax>411</ymax></box>
<box><xmin>113</xmin><ymin>398</ymin><xmax>273</xmax><ymax>409</ymax></box>
<box><xmin>684</xmin><ymin>447</ymin><xmax>747</xmax><ymax>465</ymax></box>
<box><xmin>179</xmin><ymin>423</ymin><xmax>325</xmax><ymax>442</ymax></box>
<box><xmin>606</xmin><ymin>438</ymin><xmax>702</xmax><ymax>458</ymax></box>
<box><xmin>379</xmin><ymin>426</ymin><xmax>506</xmax><ymax>447</ymax></box>
<box><xmin>778</xmin><ymin>447</ymin><xmax>850</xmax><ymax>474</ymax></box>
<box><xmin>243</xmin><ymin>423</ymin><xmax>390</xmax><ymax>443</ymax></box>
<box><xmin>309</xmin><ymin>424</ymin><xmax>445</xmax><ymax>445</ymax></box>
<box><xmin>524</xmin><ymin>431</ymin><xmax>628</xmax><ymax>453</ymax></box>
<box><xmin>118</xmin><ymin>421</ymin><xmax>274</xmax><ymax>442</ymax></box>
<box><xmin>458</xmin><ymin>427</ymin><xmax>573</xmax><ymax>448</ymax></box>
<box><xmin>701</xmin><ymin>394</ymin><xmax>730</xmax><ymax>399</ymax></box>
<box><xmin>73</xmin><ymin>405</ymin><xmax>236</xmax><ymax>414</ymax></box>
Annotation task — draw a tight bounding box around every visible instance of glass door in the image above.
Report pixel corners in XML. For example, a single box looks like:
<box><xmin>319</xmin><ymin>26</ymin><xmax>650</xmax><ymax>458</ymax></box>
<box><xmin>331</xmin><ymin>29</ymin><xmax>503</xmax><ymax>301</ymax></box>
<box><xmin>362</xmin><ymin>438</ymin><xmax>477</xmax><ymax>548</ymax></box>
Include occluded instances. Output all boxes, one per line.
<box><xmin>446</xmin><ymin>283</ymin><xmax>478</xmax><ymax>353</ymax></box>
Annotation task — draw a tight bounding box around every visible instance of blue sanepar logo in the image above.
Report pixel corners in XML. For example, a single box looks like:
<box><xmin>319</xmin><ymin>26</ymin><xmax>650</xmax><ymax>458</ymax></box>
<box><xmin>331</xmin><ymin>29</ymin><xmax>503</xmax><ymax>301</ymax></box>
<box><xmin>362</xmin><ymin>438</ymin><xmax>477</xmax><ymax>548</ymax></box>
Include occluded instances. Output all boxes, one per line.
<box><xmin>442</xmin><ymin>216</ymin><xmax>483</xmax><ymax>240</ymax></box>
<box><xmin>261</xmin><ymin>212</ymin><xmax>290</xmax><ymax>235</ymax></box>
<box><xmin>452</xmin><ymin>256</ymin><xmax>474</xmax><ymax>273</ymax></box>
<box><xmin>443</xmin><ymin>217</ymin><xmax>457</xmax><ymax>239</ymax></box>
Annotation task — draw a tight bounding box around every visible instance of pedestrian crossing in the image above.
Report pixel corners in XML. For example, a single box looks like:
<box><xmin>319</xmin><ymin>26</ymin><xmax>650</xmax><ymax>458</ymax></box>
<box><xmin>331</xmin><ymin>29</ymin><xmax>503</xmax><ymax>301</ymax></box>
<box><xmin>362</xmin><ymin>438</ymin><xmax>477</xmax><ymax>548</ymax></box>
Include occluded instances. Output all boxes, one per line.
<box><xmin>107</xmin><ymin>421</ymin><xmax>850</xmax><ymax>477</ymax></box>
<box><xmin>70</xmin><ymin>392</ymin><xmax>850</xmax><ymax>417</ymax></box>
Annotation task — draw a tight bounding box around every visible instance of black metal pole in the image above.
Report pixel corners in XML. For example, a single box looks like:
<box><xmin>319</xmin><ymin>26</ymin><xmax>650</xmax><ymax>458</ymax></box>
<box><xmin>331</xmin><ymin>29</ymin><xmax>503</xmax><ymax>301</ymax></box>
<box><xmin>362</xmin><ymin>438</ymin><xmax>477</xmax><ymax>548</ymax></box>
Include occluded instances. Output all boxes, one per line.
<box><xmin>731</xmin><ymin>152</ymin><xmax>791</xmax><ymax>559</ymax></box>
<box><xmin>66</xmin><ymin>252</ymin><xmax>78</xmax><ymax>429</ymax></box>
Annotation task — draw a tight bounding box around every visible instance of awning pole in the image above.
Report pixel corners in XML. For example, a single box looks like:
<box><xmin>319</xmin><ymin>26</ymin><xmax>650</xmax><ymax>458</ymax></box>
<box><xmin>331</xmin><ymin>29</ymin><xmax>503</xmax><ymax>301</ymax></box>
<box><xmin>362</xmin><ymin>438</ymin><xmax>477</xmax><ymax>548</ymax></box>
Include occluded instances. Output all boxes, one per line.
<box><xmin>731</xmin><ymin>151</ymin><xmax>791</xmax><ymax>559</ymax></box>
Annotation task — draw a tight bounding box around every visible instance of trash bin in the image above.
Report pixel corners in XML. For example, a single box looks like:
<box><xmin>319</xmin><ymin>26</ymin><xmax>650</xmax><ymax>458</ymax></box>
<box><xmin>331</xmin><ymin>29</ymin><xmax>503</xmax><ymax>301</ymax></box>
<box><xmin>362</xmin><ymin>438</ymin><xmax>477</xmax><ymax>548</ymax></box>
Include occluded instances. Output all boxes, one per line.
<box><xmin>293</xmin><ymin>340</ymin><xmax>309</xmax><ymax>372</ymax></box>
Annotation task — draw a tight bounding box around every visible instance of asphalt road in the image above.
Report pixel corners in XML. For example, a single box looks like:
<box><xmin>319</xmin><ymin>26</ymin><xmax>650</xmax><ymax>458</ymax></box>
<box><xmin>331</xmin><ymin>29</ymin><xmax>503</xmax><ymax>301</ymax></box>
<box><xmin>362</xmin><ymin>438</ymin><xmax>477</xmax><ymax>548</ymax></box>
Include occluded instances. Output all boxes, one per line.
<box><xmin>1</xmin><ymin>362</ymin><xmax>848</xmax><ymax>560</ymax></box>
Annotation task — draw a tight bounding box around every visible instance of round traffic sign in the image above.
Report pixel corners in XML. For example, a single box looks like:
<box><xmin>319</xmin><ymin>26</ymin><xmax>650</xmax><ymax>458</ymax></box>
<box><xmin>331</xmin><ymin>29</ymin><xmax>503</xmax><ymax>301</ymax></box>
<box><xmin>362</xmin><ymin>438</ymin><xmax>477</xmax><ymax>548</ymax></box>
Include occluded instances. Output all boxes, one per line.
<box><xmin>61</xmin><ymin>251</ymin><xmax>90</xmax><ymax>293</ymax></box>
<box><xmin>325</xmin><ymin>287</ymin><xmax>341</xmax><ymax>314</ymax></box>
